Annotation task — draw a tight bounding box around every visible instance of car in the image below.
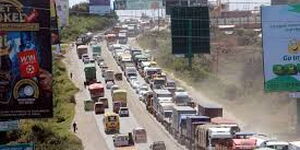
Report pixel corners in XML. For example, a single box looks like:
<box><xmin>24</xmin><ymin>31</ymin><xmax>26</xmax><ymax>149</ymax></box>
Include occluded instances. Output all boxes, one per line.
<box><xmin>136</xmin><ymin>84</ymin><xmax>149</xmax><ymax>94</ymax></box>
<box><xmin>129</xmin><ymin>78</ymin><xmax>138</xmax><ymax>87</ymax></box>
<box><xmin>106</xmin><ymin>81</ymin><xmax>114</xmax><ymax>89</ymax></box>
<box><xmin>89</xmin><ymin>58</ymin><xmax>95</xmax><ymax>64</ymax></box>
<box><xmin>127</xmin><ymin>75</ymin><xmax>137</xmax><ymax>83</ymax></box>
<box><xmin>82</xmin><ymin>54</ymin><xmax>89</xmax><ymax>62</ymax></box>
<box><xmin>132</xmin><ymin>81</ymin><xmax>140</xmax><ymax>89</ymax></box>
<box><xmin>176</xmin><ymin>87</ymin><xmax>185</xmax><ymax>92</ymax></box>
<box><xmin>150</xmin><ymin>141</ymin><xmax>166</xmax><ymax>150</ymax></box>
<box><xmin>119</xmin><ymin>107</ymin><xmax>129</xmax><ymax>117</ymax></box>
<box><xmin>111</xmin><ymin>85</ymin><xmax>120</xmax><ymax>95</ymax></box>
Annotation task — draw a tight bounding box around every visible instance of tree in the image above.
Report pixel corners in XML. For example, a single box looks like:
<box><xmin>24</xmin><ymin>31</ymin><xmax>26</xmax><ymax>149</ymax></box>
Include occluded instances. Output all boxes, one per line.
<box><xmin>70</xmin><ymin>2</ymin><xmax>89</xmax><ymax>14</ymax></box>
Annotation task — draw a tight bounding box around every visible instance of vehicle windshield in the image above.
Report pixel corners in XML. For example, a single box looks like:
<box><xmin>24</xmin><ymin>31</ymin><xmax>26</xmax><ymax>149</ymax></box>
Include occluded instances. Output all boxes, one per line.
<box><xmin>108</xmin><ymin>116</ymin><xmax>118</xmax><ymax>122</ymax></box>
<box><xmin>157</xmin><ymin>94</ymin><xmax>172</xmax><ymax>98</ymax></box>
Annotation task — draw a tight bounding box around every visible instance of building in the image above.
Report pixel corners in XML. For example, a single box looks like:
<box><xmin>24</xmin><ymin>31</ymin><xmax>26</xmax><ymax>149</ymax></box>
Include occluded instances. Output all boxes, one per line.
<box><xmin>89</xmin><ymin>0</ymin><xmax>111</xmax><ymax>15</ymax></box>
<box><xmin>114</xmin><ymin>0</ymin><xmax>126</xmax><ymax>10</ymax></box>
<box><xmin>271</xmin><ymin>0</ymin><xmax>288</xmax><ymax>5</ymax></box>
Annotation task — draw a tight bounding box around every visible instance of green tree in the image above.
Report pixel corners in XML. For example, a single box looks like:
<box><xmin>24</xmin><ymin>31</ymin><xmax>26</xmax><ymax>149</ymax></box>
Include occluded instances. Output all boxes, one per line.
<box><xmin>70</xmin><ymin>2</ymin><xmax>89</xmax><ymax>14</ymax></box>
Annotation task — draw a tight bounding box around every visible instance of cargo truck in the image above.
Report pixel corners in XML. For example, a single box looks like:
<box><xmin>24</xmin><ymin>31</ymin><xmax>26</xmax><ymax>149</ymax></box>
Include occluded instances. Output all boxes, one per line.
<box><xmin>84</xmin><ymin>63</ymin><xmax>97</xmax><ymax>86</ymax></box>
<box><xmin>153</xmin><ymin>89</ymin><xmax>173</xmax><ymax>118</ymax></box>
<box><xmin>157</xmin><ymin>102</ymin><xmax>175</xmax><ymax>130</ymax></box>
<box><xmin>195</xmin><ymin>125</ymin><xmax>232</xmax><ymax>150</ymax></box>
<box><xmin>211</xmin><ymin>117</ymin><xmax>240</xmax><ymax>134</ymax></box>
<box><xmin>171</xmin><ymin>105</ymin><xmax>197</xmax><ymax>139</ymax></box>
<box><xmin>186</xmin><ymin>116</ymin><xmax>211</xmax><ymax>149</ymax></box>
<box><xmin>88</xmin><ymin>83</ymin><xmax>104</xmax><ymax>101</ymax></box>
<box><xmin>92</xmin><ymin>45</ymin><xmax>101</xmax><ymax>59</ymax></box>
<box><xmin>77</xmin><ymin>45</ymin><xmax>88</xmax><ymax>59</ymax></box>
<box><xmin>198</xmin><ymin>102</ymin><xmax>223</xmax><ymax>118</ymax></box>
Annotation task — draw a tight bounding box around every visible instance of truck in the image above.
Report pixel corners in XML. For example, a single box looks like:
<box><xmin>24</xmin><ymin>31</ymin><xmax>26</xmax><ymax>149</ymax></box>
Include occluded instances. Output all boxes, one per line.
<box><xmin>153</xmin><ymin>89</ymin><xmax>173</xmax><ymax>118</ymax></box>
<box><xmin>215</xmin><ymin>138</ymin><xmax>257</xmax><ymax>150</ymax></box>
<box><xmin>77</xmin><ymin>45</ymin><xmax>88</xmax><ymax>59</ymax></box>
<box><xmin>185</xmin><ymin>116</ymin><xmax>211</xmax><ymax>149</ymax></box>
<box><xmin>198</xmin><ymin>102</ymin><xmax>223</xmax><ymax>118</ymax></box>
<box><xmin>211</xmin><ymin>117</ymin><xmax>241</xmax><ymax>134</ymax></box>
<box><xmin>118</xmin><ymin>32</ymin><xmax>128</xmax><ymax>44</ymax></box>
<box><xmin>92</xmin><ymin>45</ymin><xmax>101</xmax><ymax>59</ymax></box>
<box><xmin>171</xmin><ymin>105</ymin><xmax>197</xmax><ymax>139</ymax></box>
<box><xmin>195</xmin><ymin>125</ymin><xmax>232</xmax><ymax>150</ymax></box>
<box><xmin>172</xmin><ymin>91</ymin><xmax>191</xmax><ymax>105</ymax></box>
<box><xmin>84</xmin><ymin>63</ymin><xmax>97</xmax><ymax>86</ymax></box>
<box><xmin>150</xmin><ymin>77</ymin><xmax>166</xmax><ymax>90</ymax></box>
<box><xmin>157</xmin><ymin>102</ymin><xmax>175</xmax><ymax>130</ymax></box>
<box><xmin>165</xmin><ymin>79</ymin><xmax>176</xmax><ymax>94</ymax></box>
<box><xmin>88</xmin><ymin>83</ymin><xmax>104</xmax><ymax>101</ymax></box>
<box><xmin>104</xmin><ymin>70</ymin><xmax>114</xmax><ymax>83</ymax></box>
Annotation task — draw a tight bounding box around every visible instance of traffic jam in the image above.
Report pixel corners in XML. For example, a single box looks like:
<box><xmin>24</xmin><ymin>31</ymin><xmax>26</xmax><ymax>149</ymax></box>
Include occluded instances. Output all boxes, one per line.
<box><xmin>75</xmin><ymin>18</ymin><xmax>299</xmax><ymax>150</ymax></box>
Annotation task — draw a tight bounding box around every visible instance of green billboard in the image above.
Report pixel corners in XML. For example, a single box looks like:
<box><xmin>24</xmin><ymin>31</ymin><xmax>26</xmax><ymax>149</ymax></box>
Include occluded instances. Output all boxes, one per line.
<box><xmin>262</xmin><ymin>4</ymin><xmax>300</xmax><ymax>92</ymax></box>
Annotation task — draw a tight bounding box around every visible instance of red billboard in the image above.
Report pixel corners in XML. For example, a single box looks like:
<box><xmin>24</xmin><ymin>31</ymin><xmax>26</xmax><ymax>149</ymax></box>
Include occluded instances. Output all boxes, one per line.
<box><xmin>0</xmin><ymin>0</ymin><xmax>53</xmax><ymax>119</ymax></box>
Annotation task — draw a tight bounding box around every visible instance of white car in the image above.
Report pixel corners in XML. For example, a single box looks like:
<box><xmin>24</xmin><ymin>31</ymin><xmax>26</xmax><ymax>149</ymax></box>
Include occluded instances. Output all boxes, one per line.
<box><xmin>130</xmin><ymin>78</ymin><xmax>138</xmax><ymax>87</ymax></box>
<box><xmin>89</xmin><ymin>58</ymin><xmax>95</xmax><ymax>64</ymax></box>
<box><xmin>128</xmin><ymin>76</ymin><xmax>137</xmax><ymax>83</ymax></box>
<box><xmin>136</xmin><ymin>84</ymin><xmax>149</xmax><ymax>94</ymax></box>
<box><xmin>132</xmin><ymin>81</ymin><xmax>141</xmax><ymax>89</ymax></box>
<box><xmin>106</xmin><ymin>81</ymin><xmax>114</xmax><ymax>89</ymax></box>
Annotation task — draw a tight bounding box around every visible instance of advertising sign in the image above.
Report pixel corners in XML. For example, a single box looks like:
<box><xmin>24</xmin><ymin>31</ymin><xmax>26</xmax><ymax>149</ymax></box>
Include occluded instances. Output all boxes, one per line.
<box><xmin>90</xmin><ymin>0</ymin><xmax>111</xmax><ymax>6</ymax></box>
<box><xmin>89</xmin><ymin>5</ymin><xmax>111</xmax><ymax>15</ymax></box>
<box><xmin>126</xmin><ymin>0</ymin><xmax>163</xmax><ymax>10</ymax></box>
<box><xmin>171</xmin><ymin>6</ymin><xmax>210</xmax><ymax>54</ymax></box>
<box><xmin>0</xmin><ymin>0</ymin><xmax>53</xmax><ymax>119</ymax></box>
<box><xmin>0</xmin><ymin>143</ymin><xmax>34</xmax><ymax>150</ymax></box>
<box><xmin>0</xmin><ymin>120</ymin><xmax>19</xmax><ymax>131</ymax></box>
<box><xmin>262</xmin><ymin>4</ymin><xmax>300</xmax><ymax>92</ymax></box>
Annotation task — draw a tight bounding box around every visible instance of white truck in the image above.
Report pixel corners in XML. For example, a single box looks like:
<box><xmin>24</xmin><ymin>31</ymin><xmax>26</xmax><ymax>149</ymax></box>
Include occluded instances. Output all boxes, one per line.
<box><xmin>153</xmin><ymin>89</ymin><xmax>173</xmax><ymax>118</ymax></box>
<box><xmin>289</xmin><ymin>141</ymin><xmax>300</xmax><ymax>150</ymax></box>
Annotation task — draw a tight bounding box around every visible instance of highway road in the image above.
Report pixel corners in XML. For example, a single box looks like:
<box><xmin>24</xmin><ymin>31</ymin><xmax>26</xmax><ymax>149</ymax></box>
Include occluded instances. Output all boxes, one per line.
<box><xmin>98</xmin><ymin>37</ymin><xmax>187</xmax><ymax>150</ymax></box>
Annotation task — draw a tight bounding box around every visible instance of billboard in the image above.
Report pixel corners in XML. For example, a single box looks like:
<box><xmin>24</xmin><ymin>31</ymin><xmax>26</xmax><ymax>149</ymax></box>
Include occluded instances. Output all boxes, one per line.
<box><xmin>171</xmin><ymin>6</ymin><xmax>210</xmax><ymax>54</ymax></box>
<box><xmin>0</xmin><ymin>0</ymin><xmax>53</xmax><ymax>119</ymax></box>
<box><xmin>89</xmin><ymin>5</ymin><xmax>111</xmax><ymax>15</ymax></box>
<box><xmin>0</xmin><ymin>143</ymin><xmax>35</xmax><ymax>150</ymax></box>
<box><xmin>262</xmin><ymin>4</ymin><xmax>300</xmax><ymax>92</ymax></box>
<box><xmin>90</xmin><ymin>0</ymin><xmax>110</xmax><ymax>6</ymax></box>
<box><xmin>126</xmin><ymin>0</ymin><xmax>163</xmax><ymax>10</ymax></box>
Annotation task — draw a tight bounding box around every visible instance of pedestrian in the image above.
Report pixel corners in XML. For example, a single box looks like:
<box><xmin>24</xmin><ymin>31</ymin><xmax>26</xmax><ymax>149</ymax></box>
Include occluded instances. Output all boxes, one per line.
<box><xmin>70</xmin><ymin>72</ymin><xmax>73</xmax><ymax>79</ymax></box>
<box><xmin>73</xmin><ymin>121</ymin><xmax>77</xmax><ymax>133</ymax></box>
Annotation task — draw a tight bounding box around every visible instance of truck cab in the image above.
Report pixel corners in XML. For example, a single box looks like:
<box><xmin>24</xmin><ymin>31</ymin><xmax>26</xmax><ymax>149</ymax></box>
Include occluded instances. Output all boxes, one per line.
<box><xmin>104</xmin><ymin>70</ymin><xmax>115</xmax><ymax>83</ymax></box>
<box><xmin>103</xmin><ymin>112</ymin><xmax>120</xmax><ymax>134</ymax></box>
<box><xmin>94</xmin><ymin>102</ymin><xmax>105</xmax><ymax>114</ymax></box>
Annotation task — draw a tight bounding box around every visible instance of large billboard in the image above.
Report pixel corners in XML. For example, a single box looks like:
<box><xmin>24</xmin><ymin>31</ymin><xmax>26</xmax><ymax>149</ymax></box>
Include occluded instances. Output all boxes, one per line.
<box><xmin>0</xmin><ymin>0</ymin><xmax>53</xmax><ymax>119</ymax></box>
<box><xmin>90</xmin><ymin>0</ymin><xmax>110</xmax><ymax>6</ymax></box>
<box><xmin>126</xmin><ymin>0</ymin><xmax>163</xmax><ymax>10</ymax></box>
<box><xmin>262</xmin><ymin>4</ymin><xmax>300</xmax><ymax>92</ymax></box>
<box><xmin>89</xmin><ymin>5</ymin><xmax>111</xmax><ymax>15</ymax></box>
<box><xmin>171</xmin><ymin>6</ymin><xmax>210</xmax><ymax>54</ymax></box>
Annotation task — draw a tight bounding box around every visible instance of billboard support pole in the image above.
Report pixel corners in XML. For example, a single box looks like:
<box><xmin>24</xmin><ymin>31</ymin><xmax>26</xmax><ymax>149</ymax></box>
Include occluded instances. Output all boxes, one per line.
<box><xmin>187</xmin><ymin>19</ymin><xmax>193</xmax><ymax>69</ymax></box>
<box><xmin>297</xmin><ymin>99</ymin><xmax>300</xmax><ymax>131</ymax></box>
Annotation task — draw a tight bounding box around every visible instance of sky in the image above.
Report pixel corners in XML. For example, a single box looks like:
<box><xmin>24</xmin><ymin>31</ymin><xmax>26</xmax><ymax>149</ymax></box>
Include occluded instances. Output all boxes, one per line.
<box><xmin>69</xmin><ymin>0</ymin><xmax>271</xmax><ymax>10</ymax></box>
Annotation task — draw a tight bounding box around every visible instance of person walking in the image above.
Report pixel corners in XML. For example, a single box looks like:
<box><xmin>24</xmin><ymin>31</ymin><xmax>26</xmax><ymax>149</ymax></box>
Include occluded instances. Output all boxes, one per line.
<box><xmin>70</xmin><ymin>72</ymin><xmax>73</xmax><ymax>79</ymax></box>
<box><xmin>73</xmin><ymin>121</ymin><xmax>77</xmax><ymax>133</ymax></box>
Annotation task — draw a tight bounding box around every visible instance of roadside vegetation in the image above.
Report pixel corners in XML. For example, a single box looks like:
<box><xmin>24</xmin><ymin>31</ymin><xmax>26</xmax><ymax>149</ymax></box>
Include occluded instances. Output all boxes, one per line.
<box><xmin>61</xmin><ymin>2</ymin><xmax>118</xmax><ymax>42</ymax></box>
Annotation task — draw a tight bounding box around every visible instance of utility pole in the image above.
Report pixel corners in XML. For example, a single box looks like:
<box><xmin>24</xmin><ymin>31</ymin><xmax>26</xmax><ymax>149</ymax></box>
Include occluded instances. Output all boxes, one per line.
<box><xmin>187</xmin><ymin>19</ymin><xmax>193</xmax><ymax>69</ymax></box>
